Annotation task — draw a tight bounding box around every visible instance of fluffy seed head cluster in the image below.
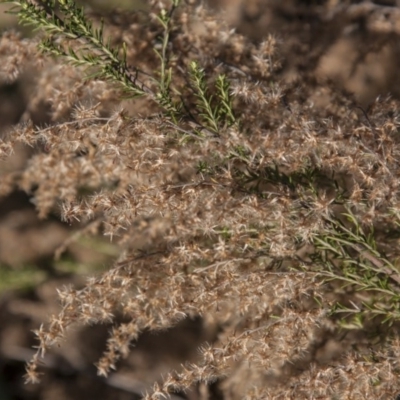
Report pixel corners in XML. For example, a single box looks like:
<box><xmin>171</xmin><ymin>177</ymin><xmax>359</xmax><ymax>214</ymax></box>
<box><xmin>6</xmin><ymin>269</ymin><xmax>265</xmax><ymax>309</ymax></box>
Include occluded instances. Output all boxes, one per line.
<box><xmin>2</xmin><ymin>0</ymin><xmax>400</xmax><ymax>398</ymax></box>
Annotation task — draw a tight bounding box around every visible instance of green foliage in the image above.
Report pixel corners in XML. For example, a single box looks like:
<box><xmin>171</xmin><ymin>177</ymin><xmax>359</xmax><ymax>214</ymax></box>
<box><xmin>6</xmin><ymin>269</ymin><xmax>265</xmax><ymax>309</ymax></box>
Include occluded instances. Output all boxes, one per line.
<box><xmin>215</xmin><ymin>74</ymin><xmax>235</xmax><ymax>126</ymax></box>
<box><xmin>0</xmin><ymin>264</ymin><xmax>46</xmax><ymax>292</ymax></box>
<box><xmin>154</xmin><ymin>1</ymin><xmax>183</xmax><ymax>122</ymax></box>
<box><xmin>189</xmin><ymin>60</ymin><xmax>236</xmax><ymax>134</ymax></box>
<box><xmin>3</xmin><ymin>0</ymin><xmax>149</xmax><ymax>96</ymax></box>
<box><xmin>311</xmin><ymin>208</ymin><xmax>400</xmax><ymax>325</ymax></box>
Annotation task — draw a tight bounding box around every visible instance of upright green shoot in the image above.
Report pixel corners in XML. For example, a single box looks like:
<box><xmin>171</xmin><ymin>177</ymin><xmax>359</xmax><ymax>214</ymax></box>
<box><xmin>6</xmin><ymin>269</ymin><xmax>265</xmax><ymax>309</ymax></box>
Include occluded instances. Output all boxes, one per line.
<box><xmin>154</xmin><ymin>0</ymin><xmax>182</xmax><ymax>123</ymax></box>
<box><xmin>189</xmin><ymin>61</ymin><xmax>236</xmax><ymax>134</ymax></box>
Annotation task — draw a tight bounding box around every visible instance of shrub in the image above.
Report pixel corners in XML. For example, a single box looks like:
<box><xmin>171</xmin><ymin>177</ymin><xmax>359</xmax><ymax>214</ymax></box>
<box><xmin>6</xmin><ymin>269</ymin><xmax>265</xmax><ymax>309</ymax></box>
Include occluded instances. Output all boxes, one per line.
<box><xmin>1</xmin><ymin>0</ymin><xmax>400</xmax><ymax>398</ymax></box>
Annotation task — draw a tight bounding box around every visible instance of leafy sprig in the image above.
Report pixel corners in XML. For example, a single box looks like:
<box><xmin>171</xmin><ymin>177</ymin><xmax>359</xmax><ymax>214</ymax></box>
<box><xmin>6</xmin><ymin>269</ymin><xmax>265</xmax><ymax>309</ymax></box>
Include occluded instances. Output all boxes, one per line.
<box><xmin>189</xmin><ymin>61</ymin><xmax>236</xmax><ymax>134</ymax></box>
<box><xmin>311</xmin><ymin>208</ymin><xmax>400</xmax><ymax>326</ymax></box>
<box><xmin>3</xmin><ymin>0</ymin><xmax>150</xmax><ymax>96</ymax></box>
<box><xmin>189</xmin><ymin>60</ymin><xmax>220</xmax><ymax>134</ymax></box>
<box><xmin>154</xmin><ymin>0</ymin><xmax>183</xmax><ymax>122</ymax></box>
<box><xmin>215</xmin><ymin>74</ymin><xmax>235</xmax><ymax>126</ymax></box>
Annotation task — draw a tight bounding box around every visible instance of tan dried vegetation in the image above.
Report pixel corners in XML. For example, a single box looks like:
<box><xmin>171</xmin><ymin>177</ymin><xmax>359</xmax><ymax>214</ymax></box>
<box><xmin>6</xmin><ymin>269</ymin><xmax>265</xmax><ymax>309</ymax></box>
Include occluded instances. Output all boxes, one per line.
<box><xmin>1</xmin><ymin>0</ymin><xmax>400</xmax><ymax>398</ymax></box>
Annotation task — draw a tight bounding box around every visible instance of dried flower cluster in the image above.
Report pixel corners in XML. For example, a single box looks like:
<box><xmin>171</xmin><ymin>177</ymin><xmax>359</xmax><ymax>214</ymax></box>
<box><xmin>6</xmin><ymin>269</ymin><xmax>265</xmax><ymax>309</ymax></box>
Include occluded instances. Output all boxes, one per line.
<box><xmin>1</xmin><ymin>0</ymin><xmax>400</xmax><ymax>398</ymax></box>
